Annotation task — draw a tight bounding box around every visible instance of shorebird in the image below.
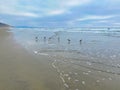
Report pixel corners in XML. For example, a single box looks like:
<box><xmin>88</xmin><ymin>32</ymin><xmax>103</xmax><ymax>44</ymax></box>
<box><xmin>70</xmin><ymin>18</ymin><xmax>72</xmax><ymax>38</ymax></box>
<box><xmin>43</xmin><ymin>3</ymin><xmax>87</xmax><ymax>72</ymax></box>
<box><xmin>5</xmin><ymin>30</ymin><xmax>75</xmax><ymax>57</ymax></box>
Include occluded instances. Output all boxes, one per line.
<box><xmin>79</xmin><ymin>39</ymin><xmax>82</xmax><ymax>44</ymax></box>
<box><xmin>44</xmin><ymin>36</ymin><xmax>46</xmax><ymax>42</ymax></box>
<box><xmin>35</xmin><ymin>36</ymin><xmax>38</xmax><ymax>42</ymax></box>
<box><xmin>58</xmin><ymin>37</ymin><xmax>60</xmax><ymax>43</ymax></box>
<box><xmin>67</xmin><ymin>39</ymin><xmax>71</xmax><ymax>44</ymax></box>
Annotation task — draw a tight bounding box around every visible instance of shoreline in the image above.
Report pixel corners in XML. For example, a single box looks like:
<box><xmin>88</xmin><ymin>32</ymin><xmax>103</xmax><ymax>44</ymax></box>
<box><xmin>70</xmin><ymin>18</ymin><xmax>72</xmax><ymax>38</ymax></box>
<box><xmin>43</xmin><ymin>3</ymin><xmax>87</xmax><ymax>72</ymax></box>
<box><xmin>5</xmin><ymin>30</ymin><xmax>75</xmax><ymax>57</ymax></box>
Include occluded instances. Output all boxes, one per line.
<box><xmin>0</xmin><ymin>27</ymin><xmax>120</xmax><ymax>90</ymax></box>
<box><xmin>0</xmin><ymin>27</ymin><xmax>64</xmax><ymax>90</ymax></box>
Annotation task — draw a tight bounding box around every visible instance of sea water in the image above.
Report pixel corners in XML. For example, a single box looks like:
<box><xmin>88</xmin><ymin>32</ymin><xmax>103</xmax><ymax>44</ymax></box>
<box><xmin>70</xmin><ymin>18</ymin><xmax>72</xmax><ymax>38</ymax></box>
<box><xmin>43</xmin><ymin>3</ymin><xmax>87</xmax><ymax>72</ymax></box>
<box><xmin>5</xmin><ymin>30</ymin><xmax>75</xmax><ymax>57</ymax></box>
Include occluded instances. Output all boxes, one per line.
<box><xmin>12</xmin><ymin>27</ymin><xmax>120</xmax><ymax>61</ymax></box>
<box><xmin>12</xmin><ymin>27</ymin><xmax>120</xmax><ymax>90</ymax></box>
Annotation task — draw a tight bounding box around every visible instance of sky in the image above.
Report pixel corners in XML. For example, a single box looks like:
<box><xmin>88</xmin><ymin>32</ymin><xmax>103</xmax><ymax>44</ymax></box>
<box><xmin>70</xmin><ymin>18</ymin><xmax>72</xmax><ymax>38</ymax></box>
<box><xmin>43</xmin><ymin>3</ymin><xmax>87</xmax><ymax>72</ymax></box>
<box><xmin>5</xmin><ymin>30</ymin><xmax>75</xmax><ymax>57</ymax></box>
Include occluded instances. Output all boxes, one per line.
<box><xmin>0</xmin><ymin>0</ymin><xmax>120</xmax><ymax>27</ymax></box>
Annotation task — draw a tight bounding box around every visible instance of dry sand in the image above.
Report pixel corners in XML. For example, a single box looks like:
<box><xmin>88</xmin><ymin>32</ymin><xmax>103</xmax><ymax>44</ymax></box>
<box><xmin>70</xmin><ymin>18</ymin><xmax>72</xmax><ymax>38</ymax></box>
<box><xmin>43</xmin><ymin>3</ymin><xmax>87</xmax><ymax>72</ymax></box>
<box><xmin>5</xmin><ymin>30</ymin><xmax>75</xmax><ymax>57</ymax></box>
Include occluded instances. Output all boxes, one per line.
<box><xmin>0</xmin><ymin>28</ymin><xmax>64</xmax><ymax>90</ymax></box>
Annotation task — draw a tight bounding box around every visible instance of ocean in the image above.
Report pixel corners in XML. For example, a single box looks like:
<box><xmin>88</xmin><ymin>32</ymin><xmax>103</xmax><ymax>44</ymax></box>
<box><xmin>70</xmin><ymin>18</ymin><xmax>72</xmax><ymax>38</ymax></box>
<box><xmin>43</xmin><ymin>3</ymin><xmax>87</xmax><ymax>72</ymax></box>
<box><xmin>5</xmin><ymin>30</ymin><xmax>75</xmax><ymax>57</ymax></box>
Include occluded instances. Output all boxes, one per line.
<box><xmin>11</xmin><ymin>27</ymin><xmax>120</xmax><ymax>90</ymax></box>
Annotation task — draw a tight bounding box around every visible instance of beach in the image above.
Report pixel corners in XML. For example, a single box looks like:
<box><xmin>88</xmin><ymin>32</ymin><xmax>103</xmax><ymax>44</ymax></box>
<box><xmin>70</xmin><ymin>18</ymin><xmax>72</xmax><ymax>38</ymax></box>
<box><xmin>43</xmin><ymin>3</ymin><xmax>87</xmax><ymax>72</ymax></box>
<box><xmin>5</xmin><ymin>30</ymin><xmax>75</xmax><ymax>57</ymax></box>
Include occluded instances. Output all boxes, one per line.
<box><xmin>0</xmin><ymin>27</ymin><xmax>120</xmax><ymax>90</ymax></box>
<box><xmin>0</xmin><ymin>28</ymin><xmax>64</xmax><ymax>90</ymax></box>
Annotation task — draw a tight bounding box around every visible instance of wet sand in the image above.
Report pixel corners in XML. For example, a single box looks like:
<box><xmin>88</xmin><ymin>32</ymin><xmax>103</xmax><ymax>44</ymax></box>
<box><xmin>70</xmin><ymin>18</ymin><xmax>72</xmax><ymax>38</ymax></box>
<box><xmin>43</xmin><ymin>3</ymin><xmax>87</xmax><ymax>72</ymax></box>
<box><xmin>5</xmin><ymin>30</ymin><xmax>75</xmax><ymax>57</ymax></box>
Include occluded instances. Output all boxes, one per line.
<box><xmin>39</xmin><ymin>51</ymin><xmax>120</xmax><ymax>90</ymax></box>
<box><xmin>0</xmin><ymin>27</ymin><xmax>120</xmax><ymax>90</ymax></box>
<box><xmin>0</xmin><ymin>28</ymin><xmax>64</xmax><ymax>90</ymax></box>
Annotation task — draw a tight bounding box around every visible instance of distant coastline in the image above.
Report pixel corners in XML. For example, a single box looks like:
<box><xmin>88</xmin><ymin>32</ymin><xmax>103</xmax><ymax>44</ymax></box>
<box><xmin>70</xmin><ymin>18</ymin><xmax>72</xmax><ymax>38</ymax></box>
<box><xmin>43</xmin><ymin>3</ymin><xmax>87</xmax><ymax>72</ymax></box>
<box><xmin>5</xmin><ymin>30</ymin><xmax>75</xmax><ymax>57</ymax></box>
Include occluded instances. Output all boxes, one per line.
<box><xmin>0</xmin><ymin>22</ymin><xmax>10</xmax><ymax>28</ymax></box>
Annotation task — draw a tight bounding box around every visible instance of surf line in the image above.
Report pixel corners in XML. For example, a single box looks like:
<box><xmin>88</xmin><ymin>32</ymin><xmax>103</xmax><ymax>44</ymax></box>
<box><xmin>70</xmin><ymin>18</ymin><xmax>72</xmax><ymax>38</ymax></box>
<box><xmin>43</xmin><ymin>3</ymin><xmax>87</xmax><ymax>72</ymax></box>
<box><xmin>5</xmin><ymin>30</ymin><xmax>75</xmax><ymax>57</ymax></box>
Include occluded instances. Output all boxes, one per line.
<box><xmin>34</xmin><ymin>50</ymin><xmax>49</xmax><ymax>56</ymax></box>
<box><xmin>52</xmin><ymin>60</ymin><xmax>57</xmax><ymax>69</ymax></box>
<box><xmin>51</xmin><ymin>59</ymin><xmax>69</xmax><ymax>89</ymax></box>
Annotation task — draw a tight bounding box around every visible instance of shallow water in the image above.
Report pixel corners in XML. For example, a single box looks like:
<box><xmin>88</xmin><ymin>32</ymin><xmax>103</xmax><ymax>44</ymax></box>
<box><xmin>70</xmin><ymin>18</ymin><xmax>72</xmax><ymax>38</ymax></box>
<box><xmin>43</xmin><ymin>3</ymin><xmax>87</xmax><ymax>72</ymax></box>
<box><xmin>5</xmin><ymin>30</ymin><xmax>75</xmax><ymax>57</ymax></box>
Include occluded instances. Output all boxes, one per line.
<box><xmin>12</xmin><ymin>27</ymin><xmax>120</xmax><ymax>90</ymax></box>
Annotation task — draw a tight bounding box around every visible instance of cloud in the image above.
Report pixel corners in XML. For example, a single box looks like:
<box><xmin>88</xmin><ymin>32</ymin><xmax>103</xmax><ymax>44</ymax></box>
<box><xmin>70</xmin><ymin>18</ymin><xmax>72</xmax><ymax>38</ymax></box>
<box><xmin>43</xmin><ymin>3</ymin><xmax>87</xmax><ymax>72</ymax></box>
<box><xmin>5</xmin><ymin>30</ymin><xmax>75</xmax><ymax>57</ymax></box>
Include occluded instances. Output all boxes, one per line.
<box><xmin>0</xmin><ymin>0</ymin><xmax>92</xmax><ymax>17</ymax></box>
<box><xmin>44</xmin><ymin>0</ymin><xmax>92</xmax><ymax>16</ymax></box>
<box><xmin>16</xmin><ymin>12</ymin><xmax>39</xmax><ymax>17</ymax></box>
<box><xmin>0</xmin><ymin>0</ymin><xmax>39</xmax><ymax>17</ymax></box>
<box><xmin>47</xmin><ymin>10</ymin><xmax>66</xmax><ymax>16</ymax></box>
<box><xmin>65</xmin><ymin>14</ymin><xmax>119</xmax><ymax>27</ymax></box>
<box><xmin>2</xmin><ymin>11</ymin><xmax>39</xmax><ymax>17</ymax></box>
<box><xmin>61</xmin><ymin>0</ymin><xmax>92</xmax><ymax>7</ymax></box>
<box><xmin>0</xmin><ymin>0</ymin><xmax>120</xmax><ymax>27</ymax></box>
<box><xmin>113</xmin><ymin>23</ymin><xmax>120</xmax><ymax>26</ymax></box>
<box><xmin>76</xmin><ymin>15</ymin><xmax>116</xmax><ymax>21</ymax></box>
<box><xmin>97</xmin><ymin>20</ymin><xmax>109</xmax><ymax>23</ymax></box>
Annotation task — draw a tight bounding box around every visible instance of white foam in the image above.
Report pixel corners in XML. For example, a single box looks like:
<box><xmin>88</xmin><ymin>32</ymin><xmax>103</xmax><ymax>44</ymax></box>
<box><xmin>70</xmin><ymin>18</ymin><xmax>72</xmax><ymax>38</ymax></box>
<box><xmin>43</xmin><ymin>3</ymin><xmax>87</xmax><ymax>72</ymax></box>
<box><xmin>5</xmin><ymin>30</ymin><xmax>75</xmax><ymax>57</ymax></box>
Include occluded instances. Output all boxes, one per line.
<box><xmin>83</xmin><ymin>72</ymin><xmax>89</xmax><ymax>75</ymax></box>
<box><xmin>112</xmin><ymin>55</ymin><xmax>116</xmax><ymax>58</ymax></box>
<box><xmin>34</xmin><ymin>51</ymin><xmax>38</xmax><ymax>54</ymax></box>
<box><xmin>38</xmin><ymin>53</ymin><xmax>48</xmax><ymax>56</ymax></box>
<box><xmin>102</xmin><ymin>78</ymin><xmax>105</xmax><ymax>81</ymax></box>
<box><xmin>96</xmin><ymin>80</ymin><xmax>100</xmax><ymax>83</ymax></box>
<box><xmin>60</xmin><ymin>73</ymin><xmax>63</xmax><ymax>76</ymax></box>
<box><xmin>107</xmin><ymin>70</ymin><xmax>110</xmax><ymax>72</ymax></box>
<box><xmin>64</xmin><ymin>74</ymin><xmax>69</xmax><ymax>77</ymax></box>
<box><xmin>108</xmin><ymin>77</ymin><xmax>112</xmax><ymax>80</ymax></box>
<box><xmin>71</xmin><ymin>61</ymin><xmax>73</xmax><ymax>63</ymax></box>
<box><xmin>52</xmin><ymin>60</ymin><xmax>57</xmax><ymax>69</ymax></box>
<box><xmin>74</xmin><ymin>73</ymin><xmax>78</xmax><ymax>75</ymax></box>
<box><xmin>86</xmin><ymin>62</ymin><xmax>92</xmax><ymax>65</ymax></box>
<box><xmin>75</xmin><ymin>79</ymin><xmax>79</xmax><ymax>82</ymax></box>
<box><xmin>117</xmin><ymin>64</ymin><xmax>120</xmax><ymax>67</ymax></box>
<box><xmin>68</xmin><ymin>77</ymin><xmax>71</xmax><ymax>80</ymax></box>
<box><xmin>82</xmin><ymin>81</ymin><xmax>85</xmax><ymax>85</ymax></box>
<box><xmin>88</xmin><ymin>70</ymin><xmax>91</xmax><ymax>73</ymax></box>
<box><xmin>98</xmin><ymin>71</ymin><xmax>101</xmax><ymax>73</ymax></box>
<box><xmin>64</xmin><ymin>83</ymin><xmax>69</xmax><ymax>88</ymax></box>
<box><xmin>52</xmin><ymin>63</ymin><xmax>56</xmax><ymax>68</ymax></box>
<box><xmin>60</xmin><ymin>76</ymin><xmax>65</xmax><ymax>83</ymax></box>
